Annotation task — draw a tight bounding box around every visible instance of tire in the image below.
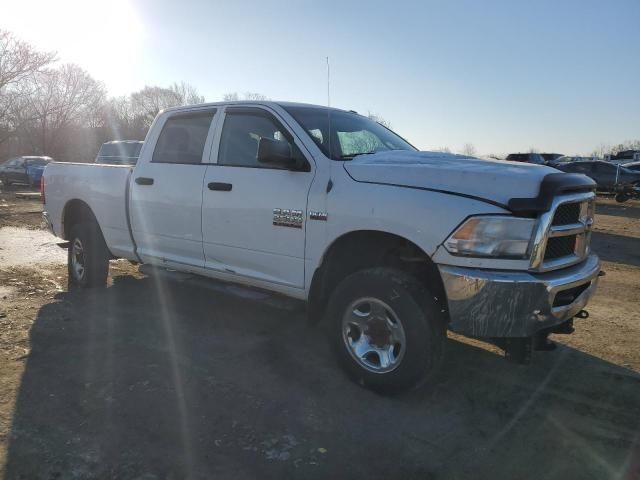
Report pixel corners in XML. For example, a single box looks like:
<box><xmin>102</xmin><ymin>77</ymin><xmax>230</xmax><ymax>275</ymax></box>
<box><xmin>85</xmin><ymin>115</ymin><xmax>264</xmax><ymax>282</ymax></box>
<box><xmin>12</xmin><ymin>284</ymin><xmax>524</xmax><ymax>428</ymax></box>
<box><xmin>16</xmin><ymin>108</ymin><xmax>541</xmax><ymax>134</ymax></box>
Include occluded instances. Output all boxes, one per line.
<box><xmin>67</xmin><ymin>222</ymin><xmax>110</xmax><ymax>288</ymax></box>
<box><xmin>327</xmin><ymin>267</ymin><xmax>446</xmax><ymax>393</ymax></box>
<box><xmin>615</xmin><ymin>193</ymin><xmax>630</xmax><ymax>203</ymax></box>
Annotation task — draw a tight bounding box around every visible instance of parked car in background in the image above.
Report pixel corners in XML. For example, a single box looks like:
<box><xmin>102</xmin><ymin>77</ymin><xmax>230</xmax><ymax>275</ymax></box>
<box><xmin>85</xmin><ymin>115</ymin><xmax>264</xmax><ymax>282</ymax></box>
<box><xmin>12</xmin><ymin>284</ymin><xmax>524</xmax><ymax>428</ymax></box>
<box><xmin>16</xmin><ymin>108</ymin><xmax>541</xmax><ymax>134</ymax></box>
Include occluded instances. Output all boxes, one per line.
<box><xmin>0</xmin><ymin>156</ymin><xmax>52</xmax><ymax>187</ymax></box>
<box><xmin>95</xmin><ymin>140</ymin><xmax>143</xmax><ymax>165</ymax></box>
<box><xmin>554</xmin><ymin>160</ymin><xmax>640</xmax><ymax>202</ymax></box>
<box><xmin>547</xmin><ymin>155</ymin><xmax>592</xmax><ymax>167</ymax></box>
<box><xmin>623</xmin><ymin>161</ymin><xmax>640</xmax><ymax>172</ymax></box>
<box><xmin>606</xmin><ymin>150</ymin><xmax>640</xmax><ymax>164</ymax></box>
<box><xmin>505</xmin><ymin>152</ymin><xmax>546</xmax><ymax>165</ymax></box>
<box><xmin>541</xmin><ymin>153</ymin><xmax>563</xmax><ymax>164</ymax></box>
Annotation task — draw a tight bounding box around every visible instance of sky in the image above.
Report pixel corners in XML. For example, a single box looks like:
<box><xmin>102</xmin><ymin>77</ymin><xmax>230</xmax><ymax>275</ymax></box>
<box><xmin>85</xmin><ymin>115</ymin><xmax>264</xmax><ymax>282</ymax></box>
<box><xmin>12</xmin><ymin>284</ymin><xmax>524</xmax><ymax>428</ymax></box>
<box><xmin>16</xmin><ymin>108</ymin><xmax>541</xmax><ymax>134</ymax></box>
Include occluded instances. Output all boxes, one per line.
<box><xmin>3</xmin><ymin>0</ymin><xmax>639</xmax><ymax>155</ymax></box>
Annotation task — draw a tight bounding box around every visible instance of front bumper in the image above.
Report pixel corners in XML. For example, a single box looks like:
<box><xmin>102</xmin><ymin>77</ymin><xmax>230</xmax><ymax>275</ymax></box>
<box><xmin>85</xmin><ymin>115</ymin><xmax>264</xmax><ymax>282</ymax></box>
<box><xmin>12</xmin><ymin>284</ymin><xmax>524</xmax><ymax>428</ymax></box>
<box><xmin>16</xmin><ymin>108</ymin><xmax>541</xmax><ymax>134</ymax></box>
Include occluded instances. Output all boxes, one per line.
<box><xmin>438</xmin><ymin>254</ymin><xmax>600</xmax><ymax>338</ymax></box>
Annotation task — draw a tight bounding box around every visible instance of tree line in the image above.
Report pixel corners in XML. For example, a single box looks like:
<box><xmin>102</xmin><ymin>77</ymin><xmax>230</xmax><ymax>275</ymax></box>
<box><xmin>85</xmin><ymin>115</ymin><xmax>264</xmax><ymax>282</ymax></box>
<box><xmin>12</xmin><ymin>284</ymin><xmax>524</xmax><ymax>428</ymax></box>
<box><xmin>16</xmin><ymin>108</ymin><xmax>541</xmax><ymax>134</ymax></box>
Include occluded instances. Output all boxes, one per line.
<box><xmin>1</xmin><ymin>29</ymin><xmax>637</xmax><ymax>163</ymax></box>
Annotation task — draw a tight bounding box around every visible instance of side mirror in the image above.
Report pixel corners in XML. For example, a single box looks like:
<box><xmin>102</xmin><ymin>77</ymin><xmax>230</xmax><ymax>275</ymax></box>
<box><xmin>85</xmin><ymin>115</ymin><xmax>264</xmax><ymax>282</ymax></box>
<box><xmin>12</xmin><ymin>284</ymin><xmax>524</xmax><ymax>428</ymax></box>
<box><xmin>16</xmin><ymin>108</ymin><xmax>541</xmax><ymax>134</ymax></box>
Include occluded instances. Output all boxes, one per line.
<box><xmin>257</xmin><ymin>138</ymin><xmax>297</xmax><ymax>169</ymax></box>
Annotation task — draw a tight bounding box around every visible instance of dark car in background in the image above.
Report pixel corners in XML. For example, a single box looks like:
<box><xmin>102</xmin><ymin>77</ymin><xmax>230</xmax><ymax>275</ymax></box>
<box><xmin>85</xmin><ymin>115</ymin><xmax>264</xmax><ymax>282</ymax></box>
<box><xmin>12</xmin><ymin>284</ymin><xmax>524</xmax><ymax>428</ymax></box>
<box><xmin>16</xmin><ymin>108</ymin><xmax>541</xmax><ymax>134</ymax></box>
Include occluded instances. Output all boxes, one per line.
<box><xmin>505</xmin><ymin>152</ymin><xmax>546</xmax><ymax>165</ymax></box>
<box><xmin>554</xmin><ymin>160</ymin><xmax>640</xmax><ymax>202</ymax></box>
<box><xmin>541</xmin><ymin>153</ymin><xmax>563</xmax><ymax>164</ymax></box>
<box><xmin>546</xmin><ymin>155</ymin><xmax>593</xmax><ymax>167</ymax></box>
<box><xmin>623</xmin><ymin>161</ymin><xmax>640</xmax><ymax>172</ymax></box>
<box><xmin>0</xmin><ymin>156</ymin><xmax>52</xmax><ymax>187</ymax></box>
<box><xmin>608</xmin><ymin>150</ymin><xmax>640</xmax><ymax>164</ymax></box>
<box><xmin>95</xmin><ymin>140</ymin><xmax>143</xmax><ymax>165</ymax></box>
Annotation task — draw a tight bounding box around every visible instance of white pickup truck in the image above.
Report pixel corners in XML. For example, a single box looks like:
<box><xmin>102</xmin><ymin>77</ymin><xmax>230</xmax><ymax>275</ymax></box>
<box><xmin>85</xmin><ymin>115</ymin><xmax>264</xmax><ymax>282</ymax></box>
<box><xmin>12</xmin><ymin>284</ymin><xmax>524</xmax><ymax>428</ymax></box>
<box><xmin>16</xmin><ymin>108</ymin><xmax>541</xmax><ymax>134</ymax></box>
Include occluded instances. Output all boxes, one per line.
<box><xmin>42</xmin><ymin>101</ymin><xmax>600</xmax><ymax>391</ymax></box>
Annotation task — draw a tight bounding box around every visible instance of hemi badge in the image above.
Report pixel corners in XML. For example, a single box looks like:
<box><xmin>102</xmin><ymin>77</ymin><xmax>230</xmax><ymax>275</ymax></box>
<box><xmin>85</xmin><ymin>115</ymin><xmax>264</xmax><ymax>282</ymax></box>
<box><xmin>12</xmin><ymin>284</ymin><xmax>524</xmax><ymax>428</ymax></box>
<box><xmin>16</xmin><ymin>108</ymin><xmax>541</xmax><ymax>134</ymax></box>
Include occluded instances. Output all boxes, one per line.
<box><xmin>309</xmin><ymin>211</ymin><xmax>328</xmax><ymax>221</ymax></box>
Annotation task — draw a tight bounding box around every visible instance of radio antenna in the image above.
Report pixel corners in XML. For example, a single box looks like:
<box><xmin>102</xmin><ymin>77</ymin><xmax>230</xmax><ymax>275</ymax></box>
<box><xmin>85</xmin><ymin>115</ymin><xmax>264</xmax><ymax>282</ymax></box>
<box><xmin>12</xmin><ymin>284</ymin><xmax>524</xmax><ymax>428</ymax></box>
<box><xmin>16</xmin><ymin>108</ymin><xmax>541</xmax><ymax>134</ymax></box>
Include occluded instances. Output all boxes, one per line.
<box><xmin>326</xmin><ymin>56</ymin><xmax>331</xmax><ymax>107</ymax></box>
<box><xmin>326</xmin><ymin>56</ymin><xmax>332</xmax><ymax>159</ymax></box>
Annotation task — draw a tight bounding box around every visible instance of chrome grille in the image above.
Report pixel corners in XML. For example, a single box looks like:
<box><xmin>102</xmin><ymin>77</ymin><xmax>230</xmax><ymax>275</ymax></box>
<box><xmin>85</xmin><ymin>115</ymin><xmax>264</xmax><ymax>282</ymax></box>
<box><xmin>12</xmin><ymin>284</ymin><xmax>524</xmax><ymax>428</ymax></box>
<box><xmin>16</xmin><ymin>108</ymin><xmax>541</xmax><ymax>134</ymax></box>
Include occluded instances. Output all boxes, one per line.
<box><xmin>529</xmin><ymin>193</ymin><xmax>595</xmax><ymax>271</ymax></box>
<box><xmin>544</xmin><ymin>235</ymin><xmax>577</xmax><ymax>260</ymax></box>
<box><xmin>552</xmin><ymin>203</ymin><xmax>580</xmax><ymax>226</ymax></box>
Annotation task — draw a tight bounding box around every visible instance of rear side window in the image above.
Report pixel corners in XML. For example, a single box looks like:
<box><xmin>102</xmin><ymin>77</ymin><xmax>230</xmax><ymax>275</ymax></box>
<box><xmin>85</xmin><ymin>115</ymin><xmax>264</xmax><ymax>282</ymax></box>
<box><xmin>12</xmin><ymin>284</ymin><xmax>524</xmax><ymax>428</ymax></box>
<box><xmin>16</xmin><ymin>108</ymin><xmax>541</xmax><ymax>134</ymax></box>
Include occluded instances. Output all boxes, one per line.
<box><xmin>218</xmin><ymin>110</ymin><xmax>294</xmax><ymax>168</ymax></box>
<box><xmin>152</xmin><ymin>110</ymin><xmax>215</xmax><ymax>164</ymax></box>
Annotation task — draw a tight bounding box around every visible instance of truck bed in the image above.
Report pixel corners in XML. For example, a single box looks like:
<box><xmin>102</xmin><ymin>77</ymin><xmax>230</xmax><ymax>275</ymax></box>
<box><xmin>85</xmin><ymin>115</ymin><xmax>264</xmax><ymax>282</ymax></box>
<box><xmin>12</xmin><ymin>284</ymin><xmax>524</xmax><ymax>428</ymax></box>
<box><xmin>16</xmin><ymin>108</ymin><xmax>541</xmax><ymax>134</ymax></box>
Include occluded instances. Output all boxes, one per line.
<box><xmin>44</xmin><ymin>162</ymin><xmax>136</xmax><ymax>259</ymax></box>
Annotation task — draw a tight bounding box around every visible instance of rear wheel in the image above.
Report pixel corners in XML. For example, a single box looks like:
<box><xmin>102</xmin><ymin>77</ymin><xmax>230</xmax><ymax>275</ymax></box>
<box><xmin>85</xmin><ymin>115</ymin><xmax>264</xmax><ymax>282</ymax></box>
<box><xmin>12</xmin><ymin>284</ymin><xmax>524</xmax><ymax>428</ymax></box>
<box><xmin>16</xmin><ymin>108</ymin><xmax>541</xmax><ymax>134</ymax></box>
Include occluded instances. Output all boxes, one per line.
<box><xmin>327</xmin><ymin>268</ymin><xmax>446</xmax><ymax>392</ymax></box>
<box><xmin>68</xmin><ymin>223</ymin><xmax>109</xmax><ymax>288</ymax></box>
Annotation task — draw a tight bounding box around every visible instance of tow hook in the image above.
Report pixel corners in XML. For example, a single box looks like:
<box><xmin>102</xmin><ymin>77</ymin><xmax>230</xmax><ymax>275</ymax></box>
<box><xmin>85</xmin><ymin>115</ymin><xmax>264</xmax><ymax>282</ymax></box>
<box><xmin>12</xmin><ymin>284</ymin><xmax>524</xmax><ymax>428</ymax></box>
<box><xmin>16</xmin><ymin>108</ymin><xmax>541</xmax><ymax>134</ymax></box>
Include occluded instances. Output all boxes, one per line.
<box><xmin>575</xmin><ymin>309</ymin><xmax>589</xmax><ymax>319</ymax></box>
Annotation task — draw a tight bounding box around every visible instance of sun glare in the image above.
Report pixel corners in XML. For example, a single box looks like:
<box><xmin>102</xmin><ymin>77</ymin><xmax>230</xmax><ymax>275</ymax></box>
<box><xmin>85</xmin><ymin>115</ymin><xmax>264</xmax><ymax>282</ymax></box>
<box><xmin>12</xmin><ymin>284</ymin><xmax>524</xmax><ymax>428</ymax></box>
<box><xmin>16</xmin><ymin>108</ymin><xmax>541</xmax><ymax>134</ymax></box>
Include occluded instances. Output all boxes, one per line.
<box><xmin>3</xmin><ymin>0</ymin><xmax>143</xmax><ymax>94</ymax></box>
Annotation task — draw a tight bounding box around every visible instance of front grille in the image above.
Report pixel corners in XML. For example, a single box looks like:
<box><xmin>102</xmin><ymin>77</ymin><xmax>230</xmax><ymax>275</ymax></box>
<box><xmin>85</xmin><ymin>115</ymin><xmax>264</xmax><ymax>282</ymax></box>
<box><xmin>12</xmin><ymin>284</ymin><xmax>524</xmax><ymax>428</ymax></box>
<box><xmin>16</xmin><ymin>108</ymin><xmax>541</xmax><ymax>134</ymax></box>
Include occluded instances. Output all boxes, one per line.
<box><xmin>544</xmin><ymin>235</ymin><xmax>577</xmax><ymax>260</ymax></box>
<box><xmin>552</xmin><ymin>202</ymin><xmax>580</xmax><ymax>226</ymax></box>
<box><xmin>532</xmin><ymin>194</ymin><xmax>594</xmax><ymax>271</ymax></box>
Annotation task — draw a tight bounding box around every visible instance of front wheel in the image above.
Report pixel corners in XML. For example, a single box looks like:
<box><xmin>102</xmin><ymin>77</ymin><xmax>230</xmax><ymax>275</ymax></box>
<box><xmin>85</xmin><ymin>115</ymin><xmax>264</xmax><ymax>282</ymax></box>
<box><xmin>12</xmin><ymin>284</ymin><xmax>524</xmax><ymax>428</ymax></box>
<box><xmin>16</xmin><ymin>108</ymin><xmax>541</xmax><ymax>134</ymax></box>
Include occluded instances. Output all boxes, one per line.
<box><xmin>327</xmin><ymin>268</ymin><xmax>446</xmax><ymax>392</ymax></box>
<box><xmin>68</xmin><ymin>223</ymin><xmax>110</xmax><ymax>288</ymax></box>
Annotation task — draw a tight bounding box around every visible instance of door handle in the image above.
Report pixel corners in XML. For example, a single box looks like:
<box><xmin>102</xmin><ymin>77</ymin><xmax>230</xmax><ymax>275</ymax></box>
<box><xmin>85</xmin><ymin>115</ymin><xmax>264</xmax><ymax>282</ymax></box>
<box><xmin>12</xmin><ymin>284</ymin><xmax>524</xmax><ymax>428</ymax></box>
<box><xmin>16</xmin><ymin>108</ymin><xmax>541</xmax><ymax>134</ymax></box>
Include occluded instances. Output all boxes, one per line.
<box><xmin>208</xmin><ymin>182</ymin><xmax>232</xmax><ymax>191</ymax></box>
<box><xmin>135</xmin><ymin>177</ymin><xmax>154</xmax><ymax>186</ymax></box>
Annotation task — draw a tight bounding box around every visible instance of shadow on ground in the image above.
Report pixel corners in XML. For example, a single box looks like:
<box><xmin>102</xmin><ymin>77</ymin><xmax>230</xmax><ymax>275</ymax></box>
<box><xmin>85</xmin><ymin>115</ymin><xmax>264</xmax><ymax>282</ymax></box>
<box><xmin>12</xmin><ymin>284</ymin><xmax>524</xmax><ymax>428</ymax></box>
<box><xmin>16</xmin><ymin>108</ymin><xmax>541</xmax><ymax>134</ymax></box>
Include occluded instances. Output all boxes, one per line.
<box><xmin>4</xmin><ymin>273</ymin><xmax>640</xmax><ymax>479</ymax></box>
<box><xmin>596</xmin><ymin>200</ymin><xmax>640</xmax><ymax>220</ymax></box>
<box><xmin>591</xmin><ymin>231</ymin><xmax>640</xmax><ymax>268</ymax></box>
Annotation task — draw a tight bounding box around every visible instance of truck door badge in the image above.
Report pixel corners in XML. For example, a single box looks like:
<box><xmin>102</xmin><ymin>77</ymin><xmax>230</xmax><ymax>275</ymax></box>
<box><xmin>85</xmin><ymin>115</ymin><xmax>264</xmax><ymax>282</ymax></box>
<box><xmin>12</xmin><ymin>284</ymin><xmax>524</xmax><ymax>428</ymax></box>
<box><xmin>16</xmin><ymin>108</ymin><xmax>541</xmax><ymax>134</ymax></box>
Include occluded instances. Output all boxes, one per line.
<box><xmin>273</xmin><ymin>209</ymin><xmax>304</xmax><ymax>228</ymax></box>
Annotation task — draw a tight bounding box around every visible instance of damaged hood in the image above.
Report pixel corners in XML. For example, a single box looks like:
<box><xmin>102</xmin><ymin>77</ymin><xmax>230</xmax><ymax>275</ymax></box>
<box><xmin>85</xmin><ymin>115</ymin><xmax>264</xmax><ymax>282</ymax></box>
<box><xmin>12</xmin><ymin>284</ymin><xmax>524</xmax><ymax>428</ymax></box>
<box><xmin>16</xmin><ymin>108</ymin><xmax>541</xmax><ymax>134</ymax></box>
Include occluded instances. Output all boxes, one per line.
<box><xmin>343</xmin><ymin>150</ymin><xmax>558</xmax><ymax>207</ymax></box>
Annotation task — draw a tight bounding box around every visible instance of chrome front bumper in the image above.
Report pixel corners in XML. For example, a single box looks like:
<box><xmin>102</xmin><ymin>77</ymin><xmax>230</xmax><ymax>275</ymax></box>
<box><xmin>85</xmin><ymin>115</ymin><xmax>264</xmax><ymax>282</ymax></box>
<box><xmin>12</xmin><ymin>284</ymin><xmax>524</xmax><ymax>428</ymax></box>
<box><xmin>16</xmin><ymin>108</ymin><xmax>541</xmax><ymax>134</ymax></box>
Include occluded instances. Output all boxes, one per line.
<box><xmin>438</xmin><ymin>254</ymin><xmax>600</xmax><ymax>338</ymax></box>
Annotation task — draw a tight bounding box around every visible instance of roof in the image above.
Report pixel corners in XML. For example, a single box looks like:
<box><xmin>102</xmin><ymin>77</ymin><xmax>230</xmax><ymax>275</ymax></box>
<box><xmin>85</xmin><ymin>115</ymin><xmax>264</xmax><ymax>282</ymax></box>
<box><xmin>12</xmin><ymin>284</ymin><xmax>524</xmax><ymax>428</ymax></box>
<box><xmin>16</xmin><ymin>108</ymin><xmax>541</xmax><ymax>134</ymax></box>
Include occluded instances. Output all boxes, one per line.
<box><xmin>103</xmin><ymin>140</ymin><xmax>143</xmax><ymax>145</ymax></box>
<box><xmin>162</xmin><ymin>100</ymin><xmax>350</xmax><ymax>115</ymax></box>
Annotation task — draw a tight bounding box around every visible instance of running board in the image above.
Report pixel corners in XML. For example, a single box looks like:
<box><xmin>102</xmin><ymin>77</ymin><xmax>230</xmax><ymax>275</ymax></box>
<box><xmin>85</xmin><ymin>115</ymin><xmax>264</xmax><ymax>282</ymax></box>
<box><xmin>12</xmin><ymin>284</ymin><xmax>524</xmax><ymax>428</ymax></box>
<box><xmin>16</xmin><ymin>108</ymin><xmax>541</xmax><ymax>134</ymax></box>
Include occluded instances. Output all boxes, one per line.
<box><xmin>138</xmin><ymin>264</ymin><xmax>304</xmax><ymax>312</ymax></box>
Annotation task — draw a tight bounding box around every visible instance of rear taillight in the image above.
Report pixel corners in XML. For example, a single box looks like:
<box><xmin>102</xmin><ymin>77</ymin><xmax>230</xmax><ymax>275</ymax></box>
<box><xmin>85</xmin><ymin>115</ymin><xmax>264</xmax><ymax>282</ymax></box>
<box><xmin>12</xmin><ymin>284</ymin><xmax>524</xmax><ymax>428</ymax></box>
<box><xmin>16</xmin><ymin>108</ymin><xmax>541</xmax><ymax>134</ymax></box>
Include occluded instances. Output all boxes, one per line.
<box><xmin>40</xmin><ymin>176</ymin><xmax>45</xmax><ymax>204</ymax></box>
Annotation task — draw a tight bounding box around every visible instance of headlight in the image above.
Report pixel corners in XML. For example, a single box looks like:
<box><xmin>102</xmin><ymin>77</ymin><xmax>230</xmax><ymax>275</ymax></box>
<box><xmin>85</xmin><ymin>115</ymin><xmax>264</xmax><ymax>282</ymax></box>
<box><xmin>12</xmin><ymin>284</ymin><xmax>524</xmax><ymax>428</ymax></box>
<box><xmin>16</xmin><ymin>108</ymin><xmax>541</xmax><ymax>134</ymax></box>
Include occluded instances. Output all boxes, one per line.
<box><xmin>444</xmin><ymin>216</ymin><xmax>536</xmax><ymax>259</ymax></box>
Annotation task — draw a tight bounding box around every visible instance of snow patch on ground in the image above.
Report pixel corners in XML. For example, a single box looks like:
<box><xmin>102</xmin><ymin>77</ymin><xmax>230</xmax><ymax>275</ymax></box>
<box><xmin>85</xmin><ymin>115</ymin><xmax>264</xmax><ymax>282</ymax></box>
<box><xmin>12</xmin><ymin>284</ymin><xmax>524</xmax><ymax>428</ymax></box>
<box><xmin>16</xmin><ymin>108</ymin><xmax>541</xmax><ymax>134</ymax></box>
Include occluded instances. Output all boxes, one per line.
<box><xmin>0</xmin><ymin>227</ymin><xmax>66</xmax><ymax>268</ymax></box>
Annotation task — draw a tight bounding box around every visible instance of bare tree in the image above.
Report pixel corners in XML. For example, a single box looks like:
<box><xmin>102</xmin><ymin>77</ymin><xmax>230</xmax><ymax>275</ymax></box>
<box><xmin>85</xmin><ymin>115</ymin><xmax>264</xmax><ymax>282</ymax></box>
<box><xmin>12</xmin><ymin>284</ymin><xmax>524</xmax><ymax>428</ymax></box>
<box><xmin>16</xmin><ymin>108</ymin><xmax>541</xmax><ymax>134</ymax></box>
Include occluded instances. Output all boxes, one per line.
<box><xmin>130</xmin><ymin>86</ymin><xmax>181</xmax><ymax>126</ymax></box>
<box><xmin>222</xmin><ymin>92</ymin><xmax>239</xmax><ymax>101</ymax></box>
<box><xmin>170</xmin><ymin>81</ymin><xmax>205</xmax><ymax>105</ymax></box>
<box><xmin>0</xmin><ymin>30</ymin><xmax>56</xmax><ymax>91</ymax></box>
<box><xmin>0</xmin><ymin>30</ymin><xmax>56</xmax><ymax>145</ymax></box>
<box><xmin>462</xmin><ymin>143</ymin><xmax>477</xmax><ymax>156</ymax></box>
<box><xmin>222</xmin><ymin>92</ymin><xmax>269</xmax><ymax>101</ymax></box>
<box><xmin>14</xmin><ymin>64</ymin><xmax>106</xmax><ymax>156</ymax></box>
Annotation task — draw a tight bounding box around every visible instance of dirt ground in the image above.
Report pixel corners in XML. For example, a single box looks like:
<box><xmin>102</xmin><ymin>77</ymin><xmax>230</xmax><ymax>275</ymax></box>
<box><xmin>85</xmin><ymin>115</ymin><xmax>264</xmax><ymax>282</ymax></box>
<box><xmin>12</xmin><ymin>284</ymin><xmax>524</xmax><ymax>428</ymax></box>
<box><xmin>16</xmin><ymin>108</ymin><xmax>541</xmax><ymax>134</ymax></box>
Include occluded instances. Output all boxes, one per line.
<box><xmin>0</xmin><ymin>183</ymin><xmax>638</xmax><ymax>479</ymax></box>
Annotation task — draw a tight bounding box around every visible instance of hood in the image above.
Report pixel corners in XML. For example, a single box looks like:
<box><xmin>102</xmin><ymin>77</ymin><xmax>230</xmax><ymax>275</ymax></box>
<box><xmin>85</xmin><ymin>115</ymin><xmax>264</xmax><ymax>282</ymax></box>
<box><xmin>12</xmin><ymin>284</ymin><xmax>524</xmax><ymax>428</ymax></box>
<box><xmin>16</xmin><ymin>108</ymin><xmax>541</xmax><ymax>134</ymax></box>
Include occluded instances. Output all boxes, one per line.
<box><xmin>343</xmin><ymin>150</ymin><xmax>559</xmax><ymax>208</ymax></box>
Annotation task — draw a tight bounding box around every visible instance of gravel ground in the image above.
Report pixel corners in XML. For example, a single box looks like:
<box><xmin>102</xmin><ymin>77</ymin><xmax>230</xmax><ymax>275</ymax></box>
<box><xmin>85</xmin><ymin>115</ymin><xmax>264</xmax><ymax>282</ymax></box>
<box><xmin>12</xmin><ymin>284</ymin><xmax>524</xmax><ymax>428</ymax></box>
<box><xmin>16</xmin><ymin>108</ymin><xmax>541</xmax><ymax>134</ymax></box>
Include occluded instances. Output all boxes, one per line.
<box><xmin>0</xmin><ymin>184</ymin><xmax>638</xmax><ymax>479</ymax></box>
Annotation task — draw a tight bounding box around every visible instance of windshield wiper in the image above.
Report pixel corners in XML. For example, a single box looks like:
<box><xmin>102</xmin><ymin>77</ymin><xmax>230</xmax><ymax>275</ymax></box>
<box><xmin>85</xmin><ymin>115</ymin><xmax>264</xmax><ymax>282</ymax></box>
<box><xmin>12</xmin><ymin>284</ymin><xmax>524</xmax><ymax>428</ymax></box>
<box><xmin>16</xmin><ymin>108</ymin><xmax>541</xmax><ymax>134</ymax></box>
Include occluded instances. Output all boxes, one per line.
<box><xmin>339</xmin><ymin>152</ymin><xmax>377</xmax><ymax>160</ymax></box>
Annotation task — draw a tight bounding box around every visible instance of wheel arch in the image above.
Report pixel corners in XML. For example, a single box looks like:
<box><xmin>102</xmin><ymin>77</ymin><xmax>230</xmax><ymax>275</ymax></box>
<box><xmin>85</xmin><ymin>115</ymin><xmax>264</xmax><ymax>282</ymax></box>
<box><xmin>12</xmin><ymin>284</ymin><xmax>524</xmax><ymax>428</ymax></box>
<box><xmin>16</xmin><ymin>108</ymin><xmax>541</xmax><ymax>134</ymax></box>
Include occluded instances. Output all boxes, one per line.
<box><xmin>309</xmin><ymin>230</ymin><xmax>448</xmax><ymax>323</ymax></box>
<box><xmin>62</xmin><ymin>199</ymin><xmax>102</xmax><ymax>240</ymax></box>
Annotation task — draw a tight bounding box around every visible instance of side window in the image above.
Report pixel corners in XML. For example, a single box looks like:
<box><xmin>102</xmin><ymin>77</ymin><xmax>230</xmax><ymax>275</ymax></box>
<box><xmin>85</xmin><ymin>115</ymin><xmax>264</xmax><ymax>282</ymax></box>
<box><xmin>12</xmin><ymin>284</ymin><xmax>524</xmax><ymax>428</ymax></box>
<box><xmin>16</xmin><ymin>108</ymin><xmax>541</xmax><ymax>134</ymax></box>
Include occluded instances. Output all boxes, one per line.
<box><xmin>152</xmin><ymin>110</ymin><xmax>215</xmax><ymax>164</ymax></box>
<box><xmin>218</xmin><ymin>111</ymin><xmax>296</xmax><ymax>168</ymax></box>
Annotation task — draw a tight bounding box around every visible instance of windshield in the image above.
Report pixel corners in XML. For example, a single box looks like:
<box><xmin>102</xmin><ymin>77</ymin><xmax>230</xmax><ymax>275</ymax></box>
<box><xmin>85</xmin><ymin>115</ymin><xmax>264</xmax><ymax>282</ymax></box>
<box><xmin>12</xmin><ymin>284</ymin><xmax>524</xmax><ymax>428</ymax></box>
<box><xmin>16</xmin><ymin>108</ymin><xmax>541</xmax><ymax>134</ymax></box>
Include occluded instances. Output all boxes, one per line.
<box><xmin>99</xmin><ymin>142</ymin><xmax>143</xmax><ymax>157</ymax></box>
<box><xmin>283</xmin><ymin>106</ymin><xmax>416</xmax><ymax>160</ymax></box>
